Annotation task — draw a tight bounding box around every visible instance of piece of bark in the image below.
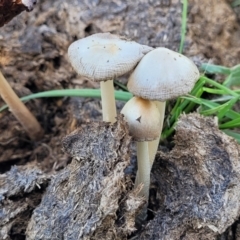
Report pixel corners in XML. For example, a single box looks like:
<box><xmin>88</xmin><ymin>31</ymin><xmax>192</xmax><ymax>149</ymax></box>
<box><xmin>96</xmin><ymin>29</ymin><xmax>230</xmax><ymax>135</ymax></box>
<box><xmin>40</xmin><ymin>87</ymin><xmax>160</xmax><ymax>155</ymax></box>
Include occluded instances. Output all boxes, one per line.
<box><xmin>0</xmin><ymin>164</ymin><xmax>48</xmax><ymax>240</ymax></box>
<box><xmin>26</xmin><ymin>116</ymin><xmax>145</xmax><ymax>240</ymax></box>
<box><xmin>0</xmin><ymin>0</ymin><xmax>37</xmax><ymax>27</ymax></box>
<box><xmin>140</xmin><ymin>113</ymin><xmax>240</xmax><ymax>240</ymax></box>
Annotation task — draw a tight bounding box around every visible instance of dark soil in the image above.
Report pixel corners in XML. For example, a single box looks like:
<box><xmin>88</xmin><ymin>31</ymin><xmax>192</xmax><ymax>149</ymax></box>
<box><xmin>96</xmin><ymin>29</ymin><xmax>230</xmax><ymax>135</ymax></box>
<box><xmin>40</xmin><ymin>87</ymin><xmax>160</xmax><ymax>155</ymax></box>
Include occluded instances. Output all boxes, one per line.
<box><xmin>0</xmin><ymin>0</ymin><xmax>240</xmax><ymax>239</ymax></box>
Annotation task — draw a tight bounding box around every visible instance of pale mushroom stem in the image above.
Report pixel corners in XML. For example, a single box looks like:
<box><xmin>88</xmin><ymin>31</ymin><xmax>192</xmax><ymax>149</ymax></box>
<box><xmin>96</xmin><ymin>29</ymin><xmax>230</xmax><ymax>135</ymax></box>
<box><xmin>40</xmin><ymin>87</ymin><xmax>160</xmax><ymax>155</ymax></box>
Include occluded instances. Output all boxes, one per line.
<box><xmin>135</xmin><ymin>101</ymin><xmax>165</xmax><ymax>221</ymax></box>
<box><xmin>135</xmin><ymin>141</ymin><xmax>151</xmax><ymax>220</ymax></box>
<box><xmin>148</xmin><ymin>101</ymin><xmax>166</xmax><ymax>165</ymax></box>
<box><xmin>100</xmin><ymin>80</ymin><xmax>117</xmax><ymax>123</ymax></box>
<box><xmin>0</xmin><ymin>71</ymin><xmax>43</xmax><ymax>141</ymax></box>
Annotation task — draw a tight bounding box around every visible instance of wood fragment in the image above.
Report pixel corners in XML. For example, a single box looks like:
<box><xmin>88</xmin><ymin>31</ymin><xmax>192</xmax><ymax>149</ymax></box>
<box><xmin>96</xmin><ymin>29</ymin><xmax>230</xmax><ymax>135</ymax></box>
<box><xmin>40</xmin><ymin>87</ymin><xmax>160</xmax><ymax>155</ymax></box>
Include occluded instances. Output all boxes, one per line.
<box><xmin>0</xmin><ymin>0</ymin><xmax>37</xmax><ymax>27</ymax></box>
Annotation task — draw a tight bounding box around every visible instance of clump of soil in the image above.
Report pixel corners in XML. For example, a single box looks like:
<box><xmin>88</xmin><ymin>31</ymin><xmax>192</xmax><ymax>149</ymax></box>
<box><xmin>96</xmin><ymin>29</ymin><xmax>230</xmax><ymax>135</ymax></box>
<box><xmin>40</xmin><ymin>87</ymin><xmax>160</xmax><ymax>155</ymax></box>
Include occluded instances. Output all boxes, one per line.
<box><xmin>0</xmin><ymin>164</ymin><xmax>49</xmax><ymax>240</ymax></box>
<box><xmin>140</xmin><ymin>113</ymin><xmax>240</xmax><ymax>239</ymax></box>
<box><xmin>188</xmin><ymin>0</ymin><xmax>240</xmax><ymax>66</ymax></box>
<box><xmin>26</xmin><ymin>117</ymin><xmax>144</xmax><ymax>240</ymax></box>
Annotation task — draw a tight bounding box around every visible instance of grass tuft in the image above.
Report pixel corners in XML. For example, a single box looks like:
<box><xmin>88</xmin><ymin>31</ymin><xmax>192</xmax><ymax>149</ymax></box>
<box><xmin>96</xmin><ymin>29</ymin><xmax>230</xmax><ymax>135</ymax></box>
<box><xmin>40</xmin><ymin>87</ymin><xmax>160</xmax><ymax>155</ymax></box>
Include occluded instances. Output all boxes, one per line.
<box><xmin>162</xmin><ymin>65</ymin><xmax>240</xmax><ymax>142</ymax></box>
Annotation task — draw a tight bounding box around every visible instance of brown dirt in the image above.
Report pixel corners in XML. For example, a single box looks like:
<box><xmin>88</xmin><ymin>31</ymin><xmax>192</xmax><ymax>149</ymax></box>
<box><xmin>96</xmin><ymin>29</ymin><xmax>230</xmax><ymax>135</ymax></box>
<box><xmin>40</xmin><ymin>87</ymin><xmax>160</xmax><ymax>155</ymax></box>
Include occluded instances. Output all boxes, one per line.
<box><xmin>0</xmin><ymin>0</ymin><xmax>240</xmax><ymax>239</ymax></box>
<box><xmin>188</xmin><ymin>0</ymin><xmax>240</xmax><ymax>67</ymax></box>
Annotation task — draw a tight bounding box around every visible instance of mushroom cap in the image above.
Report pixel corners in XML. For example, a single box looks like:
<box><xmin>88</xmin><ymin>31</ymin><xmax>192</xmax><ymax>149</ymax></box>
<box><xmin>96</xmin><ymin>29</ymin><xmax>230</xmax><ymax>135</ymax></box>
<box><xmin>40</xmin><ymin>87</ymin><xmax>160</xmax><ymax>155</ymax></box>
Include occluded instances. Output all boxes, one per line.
<box><xmin>68</xmin><ymin>33</ymin><xmax>153</xmax><ymax>82</ymax></box>
<box><xmin>121</xmin><ymin>97</ymin><xmax>161</xmax><ymax>141</ymax></box>
<box><xmin>127</xmin><ymin>47</ymin><xmax>200</xmax><ymax>101</ymax></box>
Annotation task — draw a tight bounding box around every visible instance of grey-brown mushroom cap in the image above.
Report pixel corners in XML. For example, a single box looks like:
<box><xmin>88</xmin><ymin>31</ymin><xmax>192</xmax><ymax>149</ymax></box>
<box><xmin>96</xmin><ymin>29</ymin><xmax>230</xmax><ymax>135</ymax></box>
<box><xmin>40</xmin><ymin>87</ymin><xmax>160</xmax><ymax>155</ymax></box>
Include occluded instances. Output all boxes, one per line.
<box><xmin>127</xmin><ymin>47</ymin><xmax>200</xmax><ymax>101</ymax></box>
<box><xmin>68</xmin><ymin>33</ymin><xmax>153</xmax><ymax>82</ymax></box>
<box><xmin>121</xmin><ymin>97</ymin><xmax>161</xmax><ymax>142</ymax></box>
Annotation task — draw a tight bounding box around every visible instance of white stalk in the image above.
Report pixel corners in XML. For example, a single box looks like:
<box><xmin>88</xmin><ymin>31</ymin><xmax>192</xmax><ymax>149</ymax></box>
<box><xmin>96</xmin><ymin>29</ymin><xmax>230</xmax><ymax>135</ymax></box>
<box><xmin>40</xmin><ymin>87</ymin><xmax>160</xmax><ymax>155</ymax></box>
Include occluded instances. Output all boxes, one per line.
<box><xmin>135</xmin><ymin>141</ymin><xmax>151</xmax><ymax>199</ymax></box>
<box><xmin>148</xmin><ymin>101</ymin><xmax>166</xmax><ymax>165</ymax></box>
<box><xmin>135</xmin><ymin>141</ymin><xmax>151</xmax><ymax>221</ymax></box>
<box><xmin>100</xmin><ymin>80</ymin><xmax>117</xmax><ymax>123</ymax></box>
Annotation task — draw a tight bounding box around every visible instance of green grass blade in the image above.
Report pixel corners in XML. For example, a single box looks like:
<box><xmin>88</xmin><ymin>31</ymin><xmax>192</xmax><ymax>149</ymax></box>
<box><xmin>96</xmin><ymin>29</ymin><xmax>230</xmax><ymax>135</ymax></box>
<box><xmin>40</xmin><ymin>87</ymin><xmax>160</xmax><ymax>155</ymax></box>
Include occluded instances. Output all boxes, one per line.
<box><xmin>223</xmin><ymin>64</ymin><xmax>240</xmax><ymax>87</ymax></box>
<box><xmin>183</xmin><ymin>88</ymin><xmax>203</xmax><ymax>113</ymax></box>
<box><xmin>217</xmin><ymin>96</ymin><xmax>239</xmax><ymax>121</ymax></box>
<box><xmin>0</xmin><ymin>89</ymin><xmax>133</xmax><ymax>112</ymax></box>
<box><xmin>181</xmin><ymin>96</ymin><xmax>202</xmax><ymax>105</ymax></box>
<box><xmin>113</xmin><ymin>80</ymin><xmax>129</xmax><ymax>91</ymax></box>
<box><xmin>223</xmin><ymin>130</ymin><xmax>240</xmax><ymax>143</ymax></box>
<box><xmin>220</xmin><ymin>117</ymin><xmax>240</xmax><ymax>129</ymax></box>
<box><xmin>200</xmin><ymin>63</ymin><xmax>231</xmax><ymax>75</ymax></box>
<box><xmin>200</xmin><ymin>102</ymin><xmax>228</xmax><ymax>116</ymax></box>
<box><xmin>203</xmin><ymin>87</ymin><xmax>227</xmax><ymax>95</ymax></box>
<box><xmin>200</xmin><ymin>100</ymin><xmax>240</xmax><ymax>120</ymax></box>
<box><xmin>181</xmin><ymin>96</ymin><xmax>240</xmax><ymax>120</ymax></box>
<box><xmin>161</xmin><ymin>122</ymin><xmax>176</xmax><ymax>139</ymax></box>
<box><xmin>179</xmin><ymin>0</ymin><xmax>188</xmax><ymax>53</ymax></box>
<box><xmin>181</xmin><ymin>96</ymin><xmax>216</xmax><ymax>109</ymax></box>
<box><xmin>211</xmin><ymin>96</ymin><xmax>234</xmax><ymax>102</ymax></box>
<box><xmin>203</xmin><ymin>76</ymin><xmax>239</xmax><ymax>97</ymax></box>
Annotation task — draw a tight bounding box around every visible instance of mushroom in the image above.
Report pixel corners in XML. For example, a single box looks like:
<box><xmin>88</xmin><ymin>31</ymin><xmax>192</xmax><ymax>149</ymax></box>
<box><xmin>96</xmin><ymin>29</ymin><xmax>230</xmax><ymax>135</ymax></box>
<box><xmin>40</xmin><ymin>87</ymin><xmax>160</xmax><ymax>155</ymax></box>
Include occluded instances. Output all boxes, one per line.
<box><xmin>127</xmin><ymin>47</ymin><xmax>200</xmax><ymax>185</ymax></box>
<box><xmin>121</xmin><ymin>96</ymin><xmax>161</xmax><ymax>218</ymax></box>
<box><xmin>68</xmin><ymin>32</ymin><xmax>152</xmax><ymax>123</ymax></box>
<box><xmin>0</xmin><ymin>71</ymin><xmax>43</xmax><ymax>140</ymax></box>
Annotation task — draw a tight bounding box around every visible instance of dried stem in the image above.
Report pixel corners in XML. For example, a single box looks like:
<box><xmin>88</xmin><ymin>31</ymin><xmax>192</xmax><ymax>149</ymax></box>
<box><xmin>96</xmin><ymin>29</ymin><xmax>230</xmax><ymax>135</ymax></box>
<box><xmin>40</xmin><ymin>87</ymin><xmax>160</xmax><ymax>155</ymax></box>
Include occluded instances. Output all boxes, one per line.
<box><xmin>0</xmin><ymin>71</ymin><xmax>43</xmax><ymax>140</ymax></box>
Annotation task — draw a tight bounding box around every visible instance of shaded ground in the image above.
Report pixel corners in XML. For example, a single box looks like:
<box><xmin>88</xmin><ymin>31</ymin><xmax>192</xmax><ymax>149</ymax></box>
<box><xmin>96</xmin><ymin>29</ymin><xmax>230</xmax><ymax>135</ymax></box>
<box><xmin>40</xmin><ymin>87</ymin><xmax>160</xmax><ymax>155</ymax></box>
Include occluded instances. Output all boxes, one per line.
<box><xmin>0</xmin><ymin>0</ymin><xmax>240</xmax><ymax>239</ymax></box>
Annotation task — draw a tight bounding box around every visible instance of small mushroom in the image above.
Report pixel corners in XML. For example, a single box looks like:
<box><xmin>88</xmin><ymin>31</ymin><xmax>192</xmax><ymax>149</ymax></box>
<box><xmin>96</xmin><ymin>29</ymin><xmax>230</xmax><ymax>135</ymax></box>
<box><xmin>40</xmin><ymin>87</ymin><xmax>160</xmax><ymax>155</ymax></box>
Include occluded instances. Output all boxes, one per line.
<box><xmin>128</xmin><ymin>47</ymin><xmax>200</xmax><ymax>165</ymax></box>
<box><xmin>121</xmin><ymin>96</ymin><xmax>161</xmax><ymax>142</ymax></box>
<box><xmin>121</xmin><ymin>96</ymin><xmax>161</xmax><ymax>219</ymax></box>
<box><xmin>68</xmin><ymin>32</ymin><xmax>152</xmax><ymax>123</ymax></box>
<box><xmin>127</xmin><ymin>48</ymin><xmax>200</xmax><ymax>217</ymax></box>
<box><xmin>0</xmin><ymin>71</ymin><xmax>43</xmax><ymax>140</ymax></box>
